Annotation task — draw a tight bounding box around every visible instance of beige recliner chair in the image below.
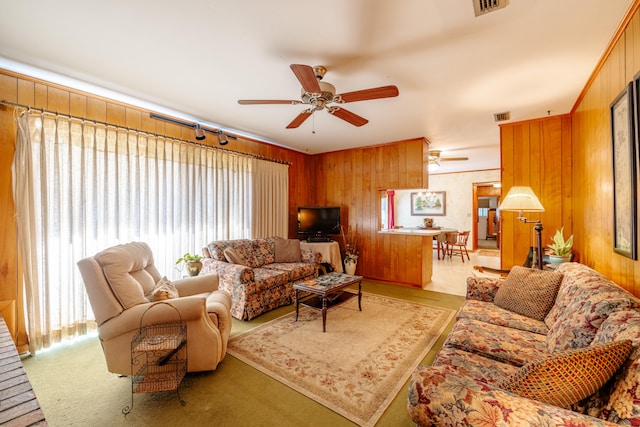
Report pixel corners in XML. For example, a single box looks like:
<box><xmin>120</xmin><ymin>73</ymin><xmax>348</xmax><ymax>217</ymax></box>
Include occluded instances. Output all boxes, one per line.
<box><xmin>77</xmin><ymin>241</ymin><xmax>232</xmax><ymax>375</ymax></box>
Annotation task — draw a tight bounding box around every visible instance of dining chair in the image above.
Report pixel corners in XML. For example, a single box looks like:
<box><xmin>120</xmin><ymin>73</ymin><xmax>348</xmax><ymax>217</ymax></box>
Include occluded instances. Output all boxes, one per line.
<box><xmin>433</xmin><ymin>232</ymin><xmax>448</xmax><ymax>260</ymax></box>
<box><xmin>444</xmin><ymin>231</ymin><xmax>458</xmax><ymax>260</ymax></box>
<box><xmin>447</xmin><ymin>230</ymin><xmax>470</xmax><ymax>262</ymax></box>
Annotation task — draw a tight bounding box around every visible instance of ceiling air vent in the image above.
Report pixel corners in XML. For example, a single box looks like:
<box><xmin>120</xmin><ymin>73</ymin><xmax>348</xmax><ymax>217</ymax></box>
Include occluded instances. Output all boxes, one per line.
<box><xmin>473</xmin><ymin>0</ymin><xmax>509</xmax><ymax>17</ymax></box>
<box><xmin>494</xmin><ymin>111</ymin><xmax>510</xmax><ymax>122</ymax></box>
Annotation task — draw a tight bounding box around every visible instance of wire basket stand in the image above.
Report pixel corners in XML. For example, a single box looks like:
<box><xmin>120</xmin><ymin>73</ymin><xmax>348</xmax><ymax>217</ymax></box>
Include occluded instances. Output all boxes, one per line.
<box><xmin>122</xmin><ymin>302</ymin><xmax>187</xmax><ymax>414</ymax></box>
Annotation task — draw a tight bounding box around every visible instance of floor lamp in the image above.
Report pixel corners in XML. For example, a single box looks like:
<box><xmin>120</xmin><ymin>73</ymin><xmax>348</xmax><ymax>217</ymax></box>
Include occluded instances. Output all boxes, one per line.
<box><xmin>499</xmin><ymin>186</ymin><xmax>545</xmax><ymax>269</ymax></box>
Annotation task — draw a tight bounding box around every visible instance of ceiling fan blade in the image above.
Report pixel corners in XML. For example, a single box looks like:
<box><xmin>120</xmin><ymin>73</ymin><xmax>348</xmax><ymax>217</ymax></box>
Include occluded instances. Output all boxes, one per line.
<box><xmin>328</xmin><ymin>107</ymin><xmax>369</xmax><ymax>127</ymax></box>
<box><xmin>238</xmin><ymin>99</ymin><xmax>301</xmax><ymax>105</ymax></box>
<box><xmin>337</xmin><ymin>85</ymin><xmax>399</xmax><ymax>103</ymax></box>
<box><xmin>290</xmin><ymin>64</ymin><xmax>321</xmax><ymax>93</ymax></box>
<box><xmin>441</xmin><ymin>157</ymin><xmax>470</xmax><ymax>161</ymax></box>
<box><xmin>286</xmin><ymin>109</ymin><xmax>313</xmax><ymax>129</ymax></box>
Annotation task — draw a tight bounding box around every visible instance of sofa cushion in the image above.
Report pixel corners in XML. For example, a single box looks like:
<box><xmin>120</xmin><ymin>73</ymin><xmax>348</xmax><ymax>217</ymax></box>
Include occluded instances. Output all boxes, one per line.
<box><xmin>444</xmin><ymin>317</ymin><xmax>548</xmax><ymax>366</ymax></box>
<box><xmin>546</xmin><ymin>286</ymin><xmax>637</xmax><ymax>353</ymax></box>
<box><xmin>209</xmin><ymin>239</ymin><xmax>265</xmax><ymax>267</ymax></box>
<box><xmin>262</xmin><ymin>262</ymin><xmax>317</xmax><ymax>281</ymax></box>
<box><xmin>223</xmin><ymin>247</ymin><xmax>253</xmax><ymax>266</ymax></box>
<box><xmin>433</xmin><ymin>346</ymin><xmax>520</xmax><ymax>385</ymax></box>
<box><xmin>148</xmin><ymin>276</ymin><xmax>179</xmax><ymax>301</ymax></box>
<box><xmin>545</xmin><ymin>262</ymin><xmax>621</xmax><ymax>327</ymax></box>
<box><xmin>253</xmin><ymin>238</ymin><xmax>278</xmax><ymax>266</ymax></box>
<box><xmin>274</xmin><ymin>239</ymin><xmax>302</xmax><ymax>263</ymax></box>
<box><xmin>456</xmin><ymin>299</ymin><xmax>549</xmax><ymax>335</ymax></box>
<box><xmin>498</xmin><ymin>340</ymin><xmax>633</xmax><ymax>409</ymax></box>
<box><xmin>493</xmin><ymin>266</ymin><xmax>563</xmax><ymax>321</ymax></box>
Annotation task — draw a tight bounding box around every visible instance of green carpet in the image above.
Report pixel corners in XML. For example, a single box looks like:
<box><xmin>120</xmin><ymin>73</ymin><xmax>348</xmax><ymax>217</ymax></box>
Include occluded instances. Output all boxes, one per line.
<box><xmin>21</xmin><ymin>280</ymin><xmax>464</xmax><ymax>426</ymax></box>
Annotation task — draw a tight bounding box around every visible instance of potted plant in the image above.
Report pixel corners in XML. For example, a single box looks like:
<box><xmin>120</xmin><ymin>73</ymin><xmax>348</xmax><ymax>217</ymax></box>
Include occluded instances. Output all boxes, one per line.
<box><xmin>547</xmin><ymin>227</ymin><xmax>573</xmax><ymax>266</ymax></box>
<box><xmin>341</xmin><ymin>225</ymin><xmax>360</xmax><ymax>275</ymax></box>
<box><xmin>176</xmin><ymin>252</ymin><xmax>203</xmax><ymax>276</ymax></box>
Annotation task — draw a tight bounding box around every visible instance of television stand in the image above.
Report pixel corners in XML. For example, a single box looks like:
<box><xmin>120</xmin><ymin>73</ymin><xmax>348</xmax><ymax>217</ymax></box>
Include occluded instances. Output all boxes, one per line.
<box><xmin>307</xmin><ymin>237</ymin><xmax>332</xmax><ymax>243</ymax></box>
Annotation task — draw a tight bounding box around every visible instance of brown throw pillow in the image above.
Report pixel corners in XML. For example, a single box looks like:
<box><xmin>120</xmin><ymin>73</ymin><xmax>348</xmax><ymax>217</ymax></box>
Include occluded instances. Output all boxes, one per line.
<box><xmin>497</xmin><ymin>340</ymin><xmax>633</xmax><ymax>408</ymax></box>
<box><xmin>148</xmin><ymin>276</ymin><xmax>179</xmax><ymax>301</ymax></box>
<box><xmin>274</xmin><ymin>239</ymin><xmax>302</xmax><ymax>263</ymax></box>
<box><xmin>493</xmin><ymin>266</ymin><xmax>563</xmax><ymax>320</ymax></box>
<box><xmin>223</xmin><ymin>247</ymin><xmax>251</xmax><ymax>266</ymax></box>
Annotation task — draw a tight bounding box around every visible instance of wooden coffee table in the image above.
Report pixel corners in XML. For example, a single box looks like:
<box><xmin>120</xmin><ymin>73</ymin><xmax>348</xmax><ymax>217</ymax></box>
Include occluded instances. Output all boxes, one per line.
<box><xmin>293</xmin><ymin>272</ymin><xmax>363</xmax><ymax>332</ymax></box>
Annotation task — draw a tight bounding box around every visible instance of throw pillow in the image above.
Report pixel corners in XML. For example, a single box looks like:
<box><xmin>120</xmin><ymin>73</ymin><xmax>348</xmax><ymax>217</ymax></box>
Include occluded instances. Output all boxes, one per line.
<box><xmin>223</xmin><ymin>247</ymin><xmax>251</xmax><ymax>266</ymax></box>
<box><xmin>497</xmin><ymin>340</ymin><xmax>633</xmax><ymax>409</ymax></box>
<box><xmin>148</xmin><ymin>276</ymin><xmax>179</xmax><ymax>301</ymax></box>
<box><xmin>274</xmin><ymin>239</ymin><xmax>302</xmax><ymax>263</ymax></box>
<box><xmin>493</xmin><ymin>266</ymin><xmax>563</xmax><ymax>321</ymax></box>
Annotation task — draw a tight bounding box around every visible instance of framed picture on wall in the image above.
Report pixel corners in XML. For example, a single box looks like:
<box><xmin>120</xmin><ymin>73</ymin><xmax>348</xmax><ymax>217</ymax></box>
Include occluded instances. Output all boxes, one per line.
<box><xmin>610</xmin><ymin>81</ymin><xmax>637</xmax><ymax>260</ymax></box>
<box><xmin>411</xmin><ymin>191</ymin><xmax>446</xmax><ymax>216</ymax></box>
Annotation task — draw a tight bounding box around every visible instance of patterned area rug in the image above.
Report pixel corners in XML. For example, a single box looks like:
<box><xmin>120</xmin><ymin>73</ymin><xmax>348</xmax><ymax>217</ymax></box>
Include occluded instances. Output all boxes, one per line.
<box><xmin>227</xmin><ymin>293</ymin><xmax>455</xmax><ymax>427</ymax></box>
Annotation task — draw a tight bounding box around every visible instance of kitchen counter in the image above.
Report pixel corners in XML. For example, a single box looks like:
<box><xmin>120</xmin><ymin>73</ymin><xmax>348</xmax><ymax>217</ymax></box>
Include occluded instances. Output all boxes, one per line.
<box><xmin>377</xmin><ymin>228</ymin><xmax>457</xmax><ymax>286</ymax></box>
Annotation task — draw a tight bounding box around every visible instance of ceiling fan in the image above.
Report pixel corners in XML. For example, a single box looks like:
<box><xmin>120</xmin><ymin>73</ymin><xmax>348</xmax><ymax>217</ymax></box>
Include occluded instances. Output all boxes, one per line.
<box><xmin>428</xmin><ymin>150</ymin><xmax>469</xmax><ymax>172</ymax></box>
<box><xmin>238</xmin><ymin>64</ymin><xmax>399</xmax><ymax>129</ymax></box>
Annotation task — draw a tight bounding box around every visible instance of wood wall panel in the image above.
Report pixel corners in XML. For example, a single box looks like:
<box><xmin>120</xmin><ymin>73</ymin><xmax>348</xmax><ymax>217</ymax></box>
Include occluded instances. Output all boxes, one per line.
<box><xmin>500</xmin><ymin>115</ymin><xmax>572</xmax><ymax>271</ymax></box>
<box><xmin>570</xmin><ymin>4</ymin><xmax>640</xmax><ymax>295</ymax></box>
<box><xmin>311</xmin><ymin>138</ymin><xmax>427</xmax><ymax>286</ymax></box>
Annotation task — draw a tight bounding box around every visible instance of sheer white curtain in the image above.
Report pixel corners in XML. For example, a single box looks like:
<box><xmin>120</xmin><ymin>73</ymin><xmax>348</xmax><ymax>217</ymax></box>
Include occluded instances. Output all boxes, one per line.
<box><xmin>12</xmin><ymin>111</ymin><xmax>288</xmax><ymax>353</ymax></box>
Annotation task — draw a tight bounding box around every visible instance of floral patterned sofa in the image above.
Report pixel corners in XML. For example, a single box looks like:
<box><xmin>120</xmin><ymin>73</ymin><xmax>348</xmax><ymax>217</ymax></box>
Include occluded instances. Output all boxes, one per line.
<box><xmin>201</xmin><ymin>237</ymin><xmax>320</xmax><ymax>320</ymax></box>
<box><xmin>408</xmin><ymin>262</ymin><xmax>640</xmax><ymax>426</ymax></box>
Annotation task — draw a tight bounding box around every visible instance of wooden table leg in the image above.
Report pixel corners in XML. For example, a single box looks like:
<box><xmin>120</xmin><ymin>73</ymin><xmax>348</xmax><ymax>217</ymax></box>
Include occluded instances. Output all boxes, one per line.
<box><xmin>357</xmin><ymin>281</ymin><xmax>362</xmax><ymax>311</ymax></box>
<box><xmin>322</xmin><ymin>296</ymin><xmax>327</xmax><ymax>332</ymax></box>
<box><xmin>295</xmin><ymin>289</ymin><xmax>299</xmax><ymax>321</ymax></box>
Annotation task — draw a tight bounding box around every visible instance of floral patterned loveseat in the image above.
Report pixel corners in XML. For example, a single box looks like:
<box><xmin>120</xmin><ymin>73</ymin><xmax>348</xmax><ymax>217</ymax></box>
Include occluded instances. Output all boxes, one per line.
<box><xmin>201</xmin><ymin>237</ymin><xmax>320</xmax><ymax>320</ymax></box>
<box><xmin>408</xmin><ymin>262</ymin><xmax>640</xmax><ymax>426</ymax></box>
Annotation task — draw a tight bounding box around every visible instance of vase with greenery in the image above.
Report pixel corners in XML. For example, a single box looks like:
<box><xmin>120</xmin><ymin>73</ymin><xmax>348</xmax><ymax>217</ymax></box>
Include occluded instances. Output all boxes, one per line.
<box><xmin>547</xmin><ymin>227</ymin><xmax>573</xmax><ymax>266</ymax></box>
<box><xmin>176</xmin><ymin>252</ymin><xmax>203</xmax><ymax>276</ymax></box>
<box><xmin>341</xmin><ymin>225</ymin><xmax>360</xmax><ymax>275</ymax></box>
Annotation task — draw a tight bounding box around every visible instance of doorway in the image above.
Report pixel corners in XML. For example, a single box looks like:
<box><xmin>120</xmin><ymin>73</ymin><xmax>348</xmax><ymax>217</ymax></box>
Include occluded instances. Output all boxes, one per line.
<box><xmin>472</xmin><ymin>182</ymin><xmax>501</xmax><ymax>251</ymax></box>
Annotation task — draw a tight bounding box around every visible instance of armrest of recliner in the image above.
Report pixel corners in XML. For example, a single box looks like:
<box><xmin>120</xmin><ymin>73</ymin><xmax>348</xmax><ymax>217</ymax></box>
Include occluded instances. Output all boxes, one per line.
<box><xmin>174</xmin><ymin>273</ymin><xmax>219</xmax><ymax>296</ymax></box>
<box><xmin>407</xmin><ymin>365</ymin><xmax>616</xmax><ymax>427</ymax></box>
<box><xmin>98</xmin><ymin>295</ymin><xmax>209</xmax><ymax>341</ymax></box>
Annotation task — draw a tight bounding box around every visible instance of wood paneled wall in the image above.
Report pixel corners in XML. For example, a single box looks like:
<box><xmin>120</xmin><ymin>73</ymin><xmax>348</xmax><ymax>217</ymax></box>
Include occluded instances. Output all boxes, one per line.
<box><xmin>0</xmin><ymin>70</ymin><xmax>315</xmax><ymax>347</ymax></box>
<box><xmin>311</xmin><ymin>139</ymin><xmax>429</xmax><ymax>286</ymax></box>
<box><xmin>571</xmin><ymin>3</ymin><xmax>640</xmax><ymax>295</ymax></box>
<box><xmin>500</xmin><ymin>115</ymin><xmax>573</xmax><ymax>269</ymax></box>
<box><xmin>500</xmin><ymin>2</ymin><xmax>640</xmax><ymax>298</ymax></box>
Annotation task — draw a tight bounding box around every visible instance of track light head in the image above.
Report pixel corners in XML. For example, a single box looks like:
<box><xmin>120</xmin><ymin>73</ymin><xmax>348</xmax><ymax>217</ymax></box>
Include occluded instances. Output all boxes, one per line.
<box><xmin>218</xmin><ymin>133</ymin><xmax>229</xmax><ymax>146</ymax></box>
<box><xmin>194</xmin><ymin>124</ymin><xmax>206</xmax><ymax>140</ymax></box>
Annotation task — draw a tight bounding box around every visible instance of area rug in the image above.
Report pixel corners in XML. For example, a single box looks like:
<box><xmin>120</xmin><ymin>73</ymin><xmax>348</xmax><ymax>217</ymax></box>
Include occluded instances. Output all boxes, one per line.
<box><xmin>477</xmin><ymin>249</ymin><xmax>500</xmax><ymax>257</ymax></box>
<box><xmin>227</xmin><ymin>293</ymin><xmax>455</xmax><ymax>427</ymax></box>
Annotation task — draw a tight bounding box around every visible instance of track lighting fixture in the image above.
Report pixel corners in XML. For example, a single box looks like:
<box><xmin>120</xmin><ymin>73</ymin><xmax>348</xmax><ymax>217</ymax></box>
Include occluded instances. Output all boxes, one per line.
<box><xmin>215</xmin><ymin>131</ymin><xmax>229</xmax><ymax>146</ymax></box>
<box><xmin>194</xmin><ymin>124</ymin><xmax>206</xmax><ymax>140</ymax></box>
<box><xmin>150</xmin><ymin>113</ymin><xmax>237</xmax><ymax>146</ymax></box>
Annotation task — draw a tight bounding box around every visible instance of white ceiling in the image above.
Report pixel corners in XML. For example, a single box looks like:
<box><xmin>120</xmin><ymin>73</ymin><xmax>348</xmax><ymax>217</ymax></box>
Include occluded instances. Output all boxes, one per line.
<box><xmin>0</xmin><ymin>1</ymin><xmax>633</xmax><ymax>173</ymax></box>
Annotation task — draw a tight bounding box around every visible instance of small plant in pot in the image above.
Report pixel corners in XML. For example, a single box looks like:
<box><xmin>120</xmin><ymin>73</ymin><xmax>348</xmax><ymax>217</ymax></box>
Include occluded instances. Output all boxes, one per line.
<box><xmin>176</xmin><ymin>252</ymin><xmax>203</xmax><ymax>276</ymax></box>
<box><xmin>547</xmin><ymin>227</ymin><xmax>573</xmax><ymax>267</ymax></box>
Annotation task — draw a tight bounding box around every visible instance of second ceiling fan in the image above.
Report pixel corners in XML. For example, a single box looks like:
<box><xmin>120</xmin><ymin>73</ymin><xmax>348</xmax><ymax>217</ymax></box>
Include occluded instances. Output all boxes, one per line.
<box><xmin>238</xmin><ymin>64</ymin><xmax>399</xmax><ymax>129</ymax></box>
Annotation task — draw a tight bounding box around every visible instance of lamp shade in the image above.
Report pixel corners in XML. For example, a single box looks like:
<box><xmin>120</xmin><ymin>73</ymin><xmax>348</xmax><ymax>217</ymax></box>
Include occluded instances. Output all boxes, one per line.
<box><xmin>499</xmin><ymin>186</ymin><xmax>544</xmax><ymax>212</ymax></box>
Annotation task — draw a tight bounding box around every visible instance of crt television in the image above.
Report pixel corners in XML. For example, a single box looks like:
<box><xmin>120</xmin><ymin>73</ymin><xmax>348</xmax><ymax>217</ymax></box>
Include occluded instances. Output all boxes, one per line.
<box><xmin>297</xmin><ymin>206</ymin><xmax>341</xmax><ymax>239</ymax></box>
